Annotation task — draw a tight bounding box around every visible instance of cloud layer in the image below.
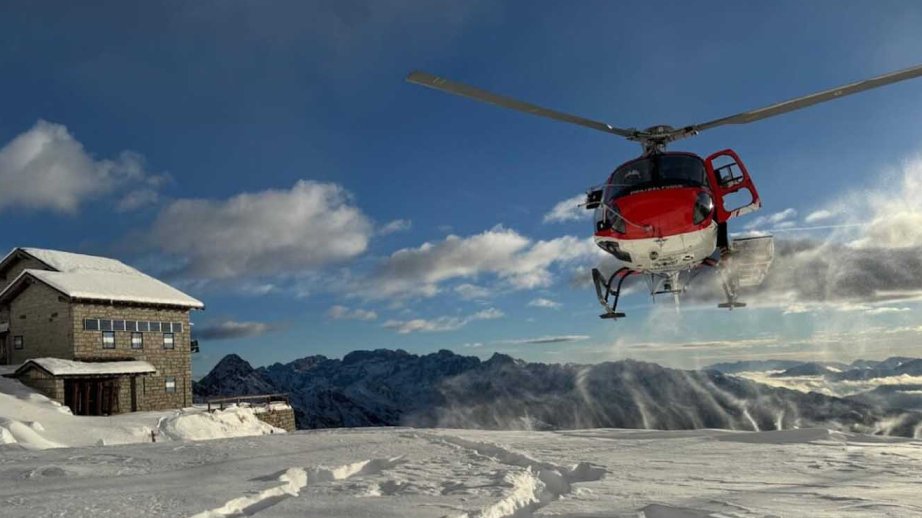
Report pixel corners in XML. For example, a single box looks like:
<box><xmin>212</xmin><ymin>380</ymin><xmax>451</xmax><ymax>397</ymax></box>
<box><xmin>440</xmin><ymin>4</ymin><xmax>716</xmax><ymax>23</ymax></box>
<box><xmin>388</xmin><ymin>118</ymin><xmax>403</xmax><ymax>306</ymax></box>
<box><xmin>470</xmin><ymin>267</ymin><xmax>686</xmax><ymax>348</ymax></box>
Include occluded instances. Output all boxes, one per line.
<box><xmin>327</xmin><ymin>305</ymin><xmax>378</xmax><ymax>321</ymax></box>
<box><xmin>543</xmin><ymin>194</ymin><xmax>590</xmax><ymax>223</ymax></box>
<box><xmin>371</xmin><ymin>226</ymin><xmax>600</xmax><ymax>298</ymax></box>
<box><xmin>0</xmin><ymin>120</ymin><xmax>164</xmax><ymax>213</ymax></box>
<box><xmin>718</xmin><ymin>157</ymin><xmax>922</xmax><ymax>309</ymax></box>
<box><xmin>150</xmin><ymin>180</ymin><xmax>372</xmax><ymax>279</ymax></box>
<box><xmin>383</xmin><ymin>308</ymin><xmax>503</xmax><ymax>334</ymax></box>
<box><xmin>195</xmin><ymin>320</ymin><xmax>275</xmax><ymax>340</ymax></box>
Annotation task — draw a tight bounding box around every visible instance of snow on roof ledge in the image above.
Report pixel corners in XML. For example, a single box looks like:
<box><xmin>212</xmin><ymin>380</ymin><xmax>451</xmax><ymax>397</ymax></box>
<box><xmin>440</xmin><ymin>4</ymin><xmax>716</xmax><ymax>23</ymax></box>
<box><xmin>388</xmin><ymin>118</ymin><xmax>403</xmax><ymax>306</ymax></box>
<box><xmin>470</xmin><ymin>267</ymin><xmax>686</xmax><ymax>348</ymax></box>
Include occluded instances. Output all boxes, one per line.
<box><xmin>16</xmin><ymin>358</ymin><xmax>157</xmax><ymax>377</ymax></box>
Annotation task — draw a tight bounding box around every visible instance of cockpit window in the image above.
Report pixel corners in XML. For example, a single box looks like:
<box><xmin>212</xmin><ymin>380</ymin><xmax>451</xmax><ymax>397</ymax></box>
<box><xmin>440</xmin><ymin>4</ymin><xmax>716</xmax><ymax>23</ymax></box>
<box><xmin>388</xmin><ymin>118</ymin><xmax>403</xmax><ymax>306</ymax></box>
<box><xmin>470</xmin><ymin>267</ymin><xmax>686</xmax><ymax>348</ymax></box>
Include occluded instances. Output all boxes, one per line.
<box><xmin>659</xmin><ymin>155</ymin><xmax>707</xmax><ymax>185</ymax></box>
<box><xmin>606</xmin><ymin>154</ymin><xmax>706</xmax><ymax>200</ymax></box>
<box><xmin>607</xmin><ymin>159</ymin><xmax>654</xmax><ymax>200</ymax></box>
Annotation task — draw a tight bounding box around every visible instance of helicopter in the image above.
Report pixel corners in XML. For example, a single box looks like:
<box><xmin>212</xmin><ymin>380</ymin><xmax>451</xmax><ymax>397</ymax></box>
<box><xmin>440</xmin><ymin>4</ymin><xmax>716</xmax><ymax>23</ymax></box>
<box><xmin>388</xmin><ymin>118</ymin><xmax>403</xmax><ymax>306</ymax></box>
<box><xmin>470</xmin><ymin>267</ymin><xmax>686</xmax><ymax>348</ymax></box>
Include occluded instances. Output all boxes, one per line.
<box><xmin>406</xmin><ymin>64</ymin><xmax>922</xmax><ymax>319</ymax></box>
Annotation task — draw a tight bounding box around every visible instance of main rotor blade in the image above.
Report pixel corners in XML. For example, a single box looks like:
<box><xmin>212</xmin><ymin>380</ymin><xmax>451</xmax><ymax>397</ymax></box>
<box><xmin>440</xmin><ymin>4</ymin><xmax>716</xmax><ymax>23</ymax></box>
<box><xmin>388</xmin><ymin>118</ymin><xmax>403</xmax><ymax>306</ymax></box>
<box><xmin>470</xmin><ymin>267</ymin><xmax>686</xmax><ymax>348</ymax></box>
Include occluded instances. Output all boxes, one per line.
<box><xmin>691</xmin><ymin>63</ymin><xmax>922</xmax><ymax>133</ymax></box>
<box><xmin>407</xmin><ymin>71</ymin><xmax>637</xmax><ymax>138</ymax></box>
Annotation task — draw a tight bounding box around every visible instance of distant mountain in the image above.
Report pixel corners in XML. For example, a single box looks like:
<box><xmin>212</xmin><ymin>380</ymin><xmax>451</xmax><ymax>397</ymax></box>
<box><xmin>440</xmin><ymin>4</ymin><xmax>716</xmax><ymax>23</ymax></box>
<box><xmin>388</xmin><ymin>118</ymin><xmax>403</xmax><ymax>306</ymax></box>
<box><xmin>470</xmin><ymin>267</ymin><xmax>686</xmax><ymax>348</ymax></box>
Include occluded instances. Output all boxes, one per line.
<box><xmin>704</xmin><ymin>360</ymin><xmax>804</xmax><ymax>374</ymax></box>
<box><xmin>195</xmin><ymin>349</ymin><xmax>922</xmax><ymax>437</ymax></box>
<box><xmin>194</xmin><ymin>354</ymin><xmax>276</xmax><ymax>396</ymax></box>
<box><xmin>850</xmin><ymin>357</ymin><xmax>915</xmax><ymax>371</ymax></box>
<box><xmin>846</xmin><ymin>384</ymin><xmax>922</xmax><ymax>412</ymax></box>
<box><xmin>770</xmin><ymin>363</ymin><xmax>837</xmax><ymax>377</ymax></box>
<box><xmin>830</xmin><ymin>358</ymin><xmax>922</xmax><ymax>382</ymax></box>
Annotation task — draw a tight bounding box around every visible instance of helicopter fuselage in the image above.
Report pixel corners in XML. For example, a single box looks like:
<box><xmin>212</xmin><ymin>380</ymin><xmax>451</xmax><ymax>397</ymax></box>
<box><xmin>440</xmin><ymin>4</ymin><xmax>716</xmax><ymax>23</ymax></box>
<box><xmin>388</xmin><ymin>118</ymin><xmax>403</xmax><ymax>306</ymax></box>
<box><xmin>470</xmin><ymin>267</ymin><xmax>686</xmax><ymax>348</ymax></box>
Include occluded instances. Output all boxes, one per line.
<box><xmin>590</xmin><ymin>150</ymin><xmax>755</xmax><ymax>274</ymax></box>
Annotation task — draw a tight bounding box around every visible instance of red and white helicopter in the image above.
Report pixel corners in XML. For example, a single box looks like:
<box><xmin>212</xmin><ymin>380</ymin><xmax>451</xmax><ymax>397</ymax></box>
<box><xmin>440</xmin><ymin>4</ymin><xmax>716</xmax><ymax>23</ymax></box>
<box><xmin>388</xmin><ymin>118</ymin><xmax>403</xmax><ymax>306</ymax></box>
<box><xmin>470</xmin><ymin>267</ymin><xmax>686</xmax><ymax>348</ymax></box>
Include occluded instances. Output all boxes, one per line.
<box><xmin>407</xmin><ymin>64</ymin><xmax>922</xmax><ymax>319</ymax></box>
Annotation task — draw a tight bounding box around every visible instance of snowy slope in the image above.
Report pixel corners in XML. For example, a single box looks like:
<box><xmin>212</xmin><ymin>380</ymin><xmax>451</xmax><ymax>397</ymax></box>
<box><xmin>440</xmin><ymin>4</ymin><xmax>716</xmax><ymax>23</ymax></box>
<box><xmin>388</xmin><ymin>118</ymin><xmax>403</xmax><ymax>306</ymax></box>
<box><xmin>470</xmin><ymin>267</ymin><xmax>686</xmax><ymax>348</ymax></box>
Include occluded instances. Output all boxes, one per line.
<box><xmin>2</xmin><ymin>426</ymin><xmax>921</xmax><ymax>517</ymax></box>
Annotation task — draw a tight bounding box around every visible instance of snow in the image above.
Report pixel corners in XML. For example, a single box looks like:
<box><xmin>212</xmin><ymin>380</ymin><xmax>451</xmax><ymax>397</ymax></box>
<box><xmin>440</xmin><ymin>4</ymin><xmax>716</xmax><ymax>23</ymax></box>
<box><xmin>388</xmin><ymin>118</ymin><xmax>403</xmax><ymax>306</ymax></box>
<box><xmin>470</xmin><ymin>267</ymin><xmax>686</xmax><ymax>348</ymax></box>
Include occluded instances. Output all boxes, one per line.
<box><xmin>5</xmin><ymin>367</ymin><xmax>922</xmax><ymax>516</ymax></box>
<box><xmin>22</xmin><ymin>268</ymin><xmax>204</xmax><ymax>308</ymax></box>
<box><xmin>19</xmin><ymin>247</ymin><xmax>144</xmax><ymax>275</ymax></box>
<box><xmin>0</xmin><ymin>247</ymin><xmax>204</xmax><ymax>308</ymax></box>
<box><xmin>18</xmin><ymin>357</ymin><xmax>156</xmax><ymax>376</ymax></box>
<box><xmin>158</xmin><ymin>406</ymin><xmax>284</xmax><ymax>442</ymax></box>
<box><xmin>2</xmin><ymin>426</ymin><xmax>922</xmax><ymax>517</ymax></box>
<box><xmin>0</xmin><ymin>376</ymin><xmax>283</xmax><ymax>450</ymax></box>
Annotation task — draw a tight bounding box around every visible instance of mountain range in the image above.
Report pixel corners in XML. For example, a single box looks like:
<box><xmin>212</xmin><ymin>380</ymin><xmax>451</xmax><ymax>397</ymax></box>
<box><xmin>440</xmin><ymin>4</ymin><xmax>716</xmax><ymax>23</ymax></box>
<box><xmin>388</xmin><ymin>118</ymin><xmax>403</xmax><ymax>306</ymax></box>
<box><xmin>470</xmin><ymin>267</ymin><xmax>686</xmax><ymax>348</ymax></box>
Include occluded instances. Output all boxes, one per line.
<box><xmin>194</xmin><ymin>349</ymin><xmax>922</xmax><ymax>436</ymax></box>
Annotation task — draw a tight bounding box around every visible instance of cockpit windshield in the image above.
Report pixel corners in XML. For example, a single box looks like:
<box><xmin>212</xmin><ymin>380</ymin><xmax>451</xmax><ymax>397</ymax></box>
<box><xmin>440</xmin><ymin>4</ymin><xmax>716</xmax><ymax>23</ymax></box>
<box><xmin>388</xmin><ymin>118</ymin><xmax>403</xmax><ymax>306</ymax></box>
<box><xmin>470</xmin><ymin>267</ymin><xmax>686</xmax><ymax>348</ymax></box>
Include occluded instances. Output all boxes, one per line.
<box><xmin>605</xmin><ymin>154</ymin><xmax>706</xmax><ymax>201</ymax></box>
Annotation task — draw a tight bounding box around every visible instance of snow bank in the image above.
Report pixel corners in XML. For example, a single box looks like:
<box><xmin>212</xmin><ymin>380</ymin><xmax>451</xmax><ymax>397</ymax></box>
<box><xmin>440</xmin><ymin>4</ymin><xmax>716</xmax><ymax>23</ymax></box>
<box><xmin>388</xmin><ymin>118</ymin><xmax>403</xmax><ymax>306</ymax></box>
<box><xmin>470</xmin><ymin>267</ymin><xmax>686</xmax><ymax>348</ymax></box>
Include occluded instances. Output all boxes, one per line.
<box><xmin>158</xmin><ymin>406</ymin><xmax>284</xmax><ymax>441</ymax></box>
<box><xmin>0</xmin><ymin>376</ymin><xmax>283</xmax><ymax>450</ymax></box>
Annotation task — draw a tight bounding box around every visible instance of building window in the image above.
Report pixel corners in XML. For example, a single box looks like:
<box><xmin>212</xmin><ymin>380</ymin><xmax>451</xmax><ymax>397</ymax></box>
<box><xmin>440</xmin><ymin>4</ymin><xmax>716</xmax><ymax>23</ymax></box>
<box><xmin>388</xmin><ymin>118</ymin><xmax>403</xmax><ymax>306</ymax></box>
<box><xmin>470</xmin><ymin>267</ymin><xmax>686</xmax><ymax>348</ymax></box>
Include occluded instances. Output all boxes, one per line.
<box><xmin>125</xmin><ymin>321</ymin><xmax>137</xmax><ymax>332</ymax></box>
<box><xmin>163</xmin><ymin>333</ymin><xmax>174</xmax><ymax>349</ymax></box>
<box><xmin>113</xmin><ymin>320</ymin><xmax>126</xmax><ymax>331</ymax></box>
<box><xmin>173</xmin><ymin>322</ymin><xmax>183</xmax><ymax>333</ymax></box>
<box><xmin>165</xmin><ymin>376</ymin><xmax>176</xmax><ymax>393</ymax></box>
<box><xmin>13</xmin><ymin>335</ymin><xmax>23</xmax><ymax>350</ymax></box>
<box><xmin>161</xmin><ymin>322</ymin><xmax>172</xmax><ymax>333</ymax></box>
<box><xmin>102</xmin><ymin>331</ymin><xmax>115</xmax><ymax>349</ymax></box>
<box><xmin>100</xmin><ymin>319</ymin><xmax>113</xmax><ymax>331</ymax></box>
<box><xmin>131</xmin><ymin>332</ymin><xmax>143</xmax><ymax>349</ymax></box>
<box><xmin>137</xmin><ymin>321</ymin><xmax>150</xmax><ymax>332</ymax></box>
<box><xmin>84</xmin><ymin>319</ymin><xmax>99</xmax><ymax>331</ymax></box>
<box><xmin>149</xmin><ymin>321</ymin><xmax>161</xmax><ymax>333</ymax></box>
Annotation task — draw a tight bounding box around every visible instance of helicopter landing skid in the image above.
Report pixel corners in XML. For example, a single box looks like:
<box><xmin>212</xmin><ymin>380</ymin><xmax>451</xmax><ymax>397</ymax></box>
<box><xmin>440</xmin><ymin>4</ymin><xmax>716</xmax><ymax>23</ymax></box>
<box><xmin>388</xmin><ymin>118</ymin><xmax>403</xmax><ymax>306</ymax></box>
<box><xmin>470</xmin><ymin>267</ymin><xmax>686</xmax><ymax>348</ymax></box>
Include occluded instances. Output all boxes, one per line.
<box><xmin>592</xmin><ymin>267</ymin><xmax>635</xmax><ymax>320</ymax></box>
<box><xmin>703</xmin><ymin>257</ymin><xmax>745</xmax><ymax>310</ymax></box>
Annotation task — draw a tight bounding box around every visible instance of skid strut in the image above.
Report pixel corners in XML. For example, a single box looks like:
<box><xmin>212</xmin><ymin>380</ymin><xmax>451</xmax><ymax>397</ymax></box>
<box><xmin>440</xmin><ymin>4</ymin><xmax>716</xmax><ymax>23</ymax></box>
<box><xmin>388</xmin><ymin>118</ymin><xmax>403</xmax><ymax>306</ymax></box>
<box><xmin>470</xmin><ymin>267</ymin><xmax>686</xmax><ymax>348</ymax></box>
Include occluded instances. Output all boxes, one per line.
<box><xmin>592</xmin><ymin>267</ymin><xmax>635</xmax><ymax>319</ymax></box>
<box><xmin>704</xmin><ymin>256</ymin><xmax>746</xmax><ymax>310</ymax></box>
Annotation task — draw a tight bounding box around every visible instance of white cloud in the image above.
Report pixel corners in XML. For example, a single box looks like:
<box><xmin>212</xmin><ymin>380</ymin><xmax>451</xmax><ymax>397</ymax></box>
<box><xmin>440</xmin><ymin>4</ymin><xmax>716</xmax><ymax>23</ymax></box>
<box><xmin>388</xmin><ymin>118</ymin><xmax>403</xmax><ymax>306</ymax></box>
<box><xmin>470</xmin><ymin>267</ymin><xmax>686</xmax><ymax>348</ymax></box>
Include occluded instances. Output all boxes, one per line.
<box><xmin>527</xmin><ymin>297</ymin><xmax>561</xmax><ymax>309</ymax></box>
<box><xmin>500</xmin><ymin>335</ymin><xmax>589</xmax><ymax>345</ymax></box>
<box><xmin>454</xmin><ymin>283</ymin><xmax>491</xmax><ymax>300</ymax></box>
<box><xmin>744</xmin><ymin>208</ymin><xmax>797</xmax><ymax>230</ymax></box>
<box><xmin>804</xmin><ymin>209</ymin><xmax>836</xmax><ymax>224</ymax></box>
<box><xmin>327</xmin><ymin>305</ymin><xmax>378</xmax><ymax>321</ymax></box>
<box><xmin>371</xmin><ymin>226</ymin><xmax>600</xmax><ymax>299</ymax></box>
<box><xmin>195</xmin><ymin>320</ymin><xmax>275</xmax><ymax>340</ymax></box>
<box><xmin>150</xmin><ymin>180</ymin><xmax>373</xmax><ymax>279</ymax></box>
<box><xmin>543</xmin><ymin>194</ymin><xmax>590</xmax><ymax>223</ymax></box>
<box><xmin>0</xmin><ymin>120</ymin><xmax>165</xmax><ymax>213</ymax></box>
<box><xmin>848</xmin><ymin>157</ymin><xmax>922</xmax><ymax>249</ymax></box>
<box><xmin>864</xmin><ymin>306</ymin><xmax>911</xmax><ymax>315</ymax></box>
<box><xmin>116</xmin><ymin>188</ymin><xmax>160</xmax><ymax>212</ymax></box>
<box><xmin>378</xmin><ymin>219</ymin><xmax>412</xmax><ymax>235</ymax></box>
<box><xmin>383</xmin><ymin>307</ymin><xmax>503</xmax><ymax>334</ymax></box>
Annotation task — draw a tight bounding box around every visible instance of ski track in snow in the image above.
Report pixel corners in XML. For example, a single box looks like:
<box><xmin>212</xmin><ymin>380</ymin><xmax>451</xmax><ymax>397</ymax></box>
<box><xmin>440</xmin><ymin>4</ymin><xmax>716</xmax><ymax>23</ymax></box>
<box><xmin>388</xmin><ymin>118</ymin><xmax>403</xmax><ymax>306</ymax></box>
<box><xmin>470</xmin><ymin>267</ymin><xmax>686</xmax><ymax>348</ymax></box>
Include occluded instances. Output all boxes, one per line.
<box><xmin>188</xmin><ymin>456</ymin><xmax>405</xmax><ymax>517</ymax></box>
<box><xmin>410</xmin><ymin>431</ymin><xmax>606</xmax><ymax>518</ymax></box>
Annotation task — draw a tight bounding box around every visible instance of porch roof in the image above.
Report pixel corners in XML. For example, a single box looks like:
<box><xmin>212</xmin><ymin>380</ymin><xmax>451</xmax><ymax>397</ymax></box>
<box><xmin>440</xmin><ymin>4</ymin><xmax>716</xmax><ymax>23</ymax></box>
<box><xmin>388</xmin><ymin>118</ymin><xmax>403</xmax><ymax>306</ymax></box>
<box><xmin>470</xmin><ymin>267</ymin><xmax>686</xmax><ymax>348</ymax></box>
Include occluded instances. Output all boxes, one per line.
<box><xmin>15</xmin><ymin>358</ymin><xmax>156</xmax><ymax>377</ymax></box>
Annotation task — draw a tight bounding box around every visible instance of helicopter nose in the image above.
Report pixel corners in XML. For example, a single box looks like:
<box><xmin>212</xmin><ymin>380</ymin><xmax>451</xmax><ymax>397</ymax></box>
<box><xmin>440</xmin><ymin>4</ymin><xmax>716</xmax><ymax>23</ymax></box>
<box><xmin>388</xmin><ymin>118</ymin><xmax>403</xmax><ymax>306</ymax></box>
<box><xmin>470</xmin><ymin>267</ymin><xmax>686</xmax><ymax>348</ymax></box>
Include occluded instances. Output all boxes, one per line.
<box><xmin>614</xmin><ymin>187</ymin><xmax>711</xmax><ymax>238</ymax></box>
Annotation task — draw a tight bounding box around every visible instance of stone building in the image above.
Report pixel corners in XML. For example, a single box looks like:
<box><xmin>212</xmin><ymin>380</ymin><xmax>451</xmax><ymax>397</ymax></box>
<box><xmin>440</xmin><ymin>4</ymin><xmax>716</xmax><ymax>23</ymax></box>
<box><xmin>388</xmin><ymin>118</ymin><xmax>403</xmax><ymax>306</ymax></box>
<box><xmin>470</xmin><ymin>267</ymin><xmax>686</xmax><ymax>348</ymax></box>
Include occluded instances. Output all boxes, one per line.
<box><xmin>0</xmin><ymin>247</ymin><xmax>204</xmax><ymax>414</ymax></box>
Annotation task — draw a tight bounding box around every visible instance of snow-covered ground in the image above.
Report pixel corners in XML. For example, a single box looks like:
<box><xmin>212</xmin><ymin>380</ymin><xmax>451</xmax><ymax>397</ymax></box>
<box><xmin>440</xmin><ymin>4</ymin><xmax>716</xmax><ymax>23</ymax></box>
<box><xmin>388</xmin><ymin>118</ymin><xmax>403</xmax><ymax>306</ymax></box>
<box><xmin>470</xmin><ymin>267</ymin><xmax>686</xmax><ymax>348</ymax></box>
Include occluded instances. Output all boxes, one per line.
<box><xmin>0</xmin><ymin>375</ymin><xmax>283</xmax><ymax>449</ymax></box>
<box><xmin>3</xmin><ymin>427</ymin><xmax>922</xmax><ymax>517</ymax></box>
<box><xmin>5</xmin><ymin>374</ymin><xmax>922</xmax><ymax>516</ymax></box>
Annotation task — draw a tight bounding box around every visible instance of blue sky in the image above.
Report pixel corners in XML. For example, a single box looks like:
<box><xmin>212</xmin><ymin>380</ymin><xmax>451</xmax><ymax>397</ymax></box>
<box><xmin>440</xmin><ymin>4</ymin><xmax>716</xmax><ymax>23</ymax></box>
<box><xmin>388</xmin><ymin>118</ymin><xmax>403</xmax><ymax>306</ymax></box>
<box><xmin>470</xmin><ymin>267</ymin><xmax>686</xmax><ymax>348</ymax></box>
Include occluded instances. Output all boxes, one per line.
<box><xmin>2</xmin><ymin>1</ymin><xmax>922</xmax><ymax>376</ymax></box>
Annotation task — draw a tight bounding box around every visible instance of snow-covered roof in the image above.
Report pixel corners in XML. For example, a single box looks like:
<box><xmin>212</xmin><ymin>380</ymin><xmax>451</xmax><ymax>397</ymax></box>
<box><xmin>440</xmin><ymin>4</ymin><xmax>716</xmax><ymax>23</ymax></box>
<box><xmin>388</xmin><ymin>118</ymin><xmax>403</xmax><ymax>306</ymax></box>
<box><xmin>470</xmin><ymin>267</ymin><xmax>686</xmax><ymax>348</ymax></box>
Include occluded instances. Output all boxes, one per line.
<box><xmin>19</xmin><ymin>247</ymin><xmax>142</xmax><ymax>275</ymax></box>
<box><xmin>0</xmin><ymin>247</ymin><xmax>204</xmax><ymax>309</ymax></box>
<box><xmin>24</xmin><ymin>269</ymin><xmax>204</xmax><ymax>308</ymax></box>
<box><xmin>16</xmin><ymin>358</ymin><xmax>156</xmax><ymax>377</ymax></box>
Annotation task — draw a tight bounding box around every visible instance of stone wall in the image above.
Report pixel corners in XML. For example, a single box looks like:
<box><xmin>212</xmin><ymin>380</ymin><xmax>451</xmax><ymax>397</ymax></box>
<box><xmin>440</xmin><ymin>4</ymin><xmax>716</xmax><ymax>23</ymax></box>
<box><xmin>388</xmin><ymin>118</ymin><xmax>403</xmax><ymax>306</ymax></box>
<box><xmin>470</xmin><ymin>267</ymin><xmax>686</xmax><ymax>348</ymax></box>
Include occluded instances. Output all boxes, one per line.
<box><xmin>255</xmin><ymin>406</ymin><xmax>297</xmax><ymax>432</ymax></box>
<box><xmin>7</xmin><ymin>282</ymin><xmax>73</xmax><ymax>365</ymax></box>
<box><xmin>17</xmin><ymin>365</ymin><xmax>64</xmax><ymax>402</ymax></box>
<box><xmin>0</xmin><ymin>255</ymin><xmax>50</xmax><ymax>293</ymax></box>
<box><xmin>71</xmin><ymin>303</ymin><xmax>193</xmax><ymax>411</ymax></box>
<box><xmin>0</xmin><ymin>255</ymin><xmax>57</xmax><ymax>364</ymax></box>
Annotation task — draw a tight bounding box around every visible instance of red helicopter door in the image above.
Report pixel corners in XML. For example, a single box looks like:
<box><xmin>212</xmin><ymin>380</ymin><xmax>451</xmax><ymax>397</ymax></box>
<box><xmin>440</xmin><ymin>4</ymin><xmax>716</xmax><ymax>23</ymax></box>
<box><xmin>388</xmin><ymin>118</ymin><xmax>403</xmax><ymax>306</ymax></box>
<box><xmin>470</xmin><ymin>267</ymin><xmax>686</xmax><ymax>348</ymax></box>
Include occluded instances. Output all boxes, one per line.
<box><xmin>705</xmin><ymin>149</ymin><xmax>761</xmax><ymax>222</ymax></box>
